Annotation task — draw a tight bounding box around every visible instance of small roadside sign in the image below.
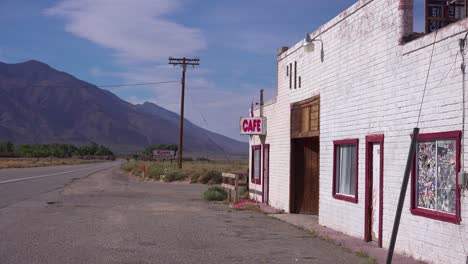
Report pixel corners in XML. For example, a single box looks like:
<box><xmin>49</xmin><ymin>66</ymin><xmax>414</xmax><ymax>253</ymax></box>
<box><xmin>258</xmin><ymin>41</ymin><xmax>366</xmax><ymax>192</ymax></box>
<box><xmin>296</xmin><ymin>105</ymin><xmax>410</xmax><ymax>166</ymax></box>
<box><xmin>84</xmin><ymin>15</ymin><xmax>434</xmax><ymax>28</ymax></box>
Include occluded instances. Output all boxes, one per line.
<box><xmin>152</xmin><ymin>150</ymin><xmax>176</xmax><ymax>160</ymax></box>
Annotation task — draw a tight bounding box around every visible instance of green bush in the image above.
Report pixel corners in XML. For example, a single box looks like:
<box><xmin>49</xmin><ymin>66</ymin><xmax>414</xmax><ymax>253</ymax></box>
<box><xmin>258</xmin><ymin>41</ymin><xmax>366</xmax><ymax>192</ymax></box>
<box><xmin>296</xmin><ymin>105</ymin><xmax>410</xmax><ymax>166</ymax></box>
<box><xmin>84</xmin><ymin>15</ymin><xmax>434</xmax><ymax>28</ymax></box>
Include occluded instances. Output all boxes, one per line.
<box><xmin>161</xmin><ymin>170</ymin><xmax>186</xmax><ymax>182</ymax></box>
<box><xmin>198</xmin><ymin>170</ymin><xmax>222</xmax><ymax>185</ymax></box>
<box><xmin>203</xmin><ymin>186</ymin><xmax>227</xmax><ymax>201</ymax></box>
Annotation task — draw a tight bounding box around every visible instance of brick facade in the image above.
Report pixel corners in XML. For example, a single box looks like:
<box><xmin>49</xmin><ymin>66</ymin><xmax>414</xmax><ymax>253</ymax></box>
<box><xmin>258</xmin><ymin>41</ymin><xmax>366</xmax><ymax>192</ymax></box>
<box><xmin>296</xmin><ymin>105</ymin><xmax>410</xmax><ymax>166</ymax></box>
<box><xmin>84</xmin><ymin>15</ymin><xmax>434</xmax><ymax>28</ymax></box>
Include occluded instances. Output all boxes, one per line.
<box><xmin>248</xmin><ymin>0</ymin><xmax>468</xmax><ymax>263</ymax></box>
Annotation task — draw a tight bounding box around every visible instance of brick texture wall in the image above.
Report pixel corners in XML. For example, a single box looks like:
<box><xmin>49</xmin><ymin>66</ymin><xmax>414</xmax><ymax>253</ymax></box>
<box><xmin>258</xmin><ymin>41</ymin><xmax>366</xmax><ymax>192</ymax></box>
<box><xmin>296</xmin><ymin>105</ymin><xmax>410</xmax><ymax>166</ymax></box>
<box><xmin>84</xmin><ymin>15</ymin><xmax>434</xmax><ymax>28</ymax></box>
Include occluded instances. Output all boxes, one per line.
<box><xmin>249</xmin><ymin>0</ymin><xmax>468</xmax><ymax>263</ymax></box>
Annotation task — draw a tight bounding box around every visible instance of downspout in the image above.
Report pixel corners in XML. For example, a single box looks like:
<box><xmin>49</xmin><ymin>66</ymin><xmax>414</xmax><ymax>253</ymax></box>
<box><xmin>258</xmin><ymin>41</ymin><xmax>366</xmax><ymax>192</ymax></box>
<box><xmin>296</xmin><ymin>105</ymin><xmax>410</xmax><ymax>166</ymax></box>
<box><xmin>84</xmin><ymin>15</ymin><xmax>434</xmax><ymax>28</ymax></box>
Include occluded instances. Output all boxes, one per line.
<box><xmin>460</xmin><ymin>34</ymin><xmax>467</xmax><ymax>188</ymax></box>
<box><xmin>458</xmin><ymin>32</ymin><xmax>467</xmax><ymax>257</ymax></box>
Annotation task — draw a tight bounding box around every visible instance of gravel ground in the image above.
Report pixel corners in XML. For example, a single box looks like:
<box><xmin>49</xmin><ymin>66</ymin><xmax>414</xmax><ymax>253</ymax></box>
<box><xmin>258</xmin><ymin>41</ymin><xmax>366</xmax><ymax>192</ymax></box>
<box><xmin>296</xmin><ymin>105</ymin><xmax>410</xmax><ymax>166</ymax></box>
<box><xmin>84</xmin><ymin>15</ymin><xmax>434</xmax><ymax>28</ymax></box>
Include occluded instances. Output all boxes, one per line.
<box><xmin>0</xmin><ymin>167</ymin><xmax>366</xmax><ymax>264</ymax></box>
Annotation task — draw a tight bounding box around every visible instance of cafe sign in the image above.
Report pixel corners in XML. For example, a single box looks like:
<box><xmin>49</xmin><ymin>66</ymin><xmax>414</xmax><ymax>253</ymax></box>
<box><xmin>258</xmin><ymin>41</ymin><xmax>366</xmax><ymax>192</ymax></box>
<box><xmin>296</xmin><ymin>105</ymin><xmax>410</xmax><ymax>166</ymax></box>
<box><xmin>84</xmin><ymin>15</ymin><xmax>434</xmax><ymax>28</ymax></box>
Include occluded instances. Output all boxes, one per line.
<box><xmin>240</xmin><ymin>117</ymin><xmax>267</xmax><ymax>135</ymax></box>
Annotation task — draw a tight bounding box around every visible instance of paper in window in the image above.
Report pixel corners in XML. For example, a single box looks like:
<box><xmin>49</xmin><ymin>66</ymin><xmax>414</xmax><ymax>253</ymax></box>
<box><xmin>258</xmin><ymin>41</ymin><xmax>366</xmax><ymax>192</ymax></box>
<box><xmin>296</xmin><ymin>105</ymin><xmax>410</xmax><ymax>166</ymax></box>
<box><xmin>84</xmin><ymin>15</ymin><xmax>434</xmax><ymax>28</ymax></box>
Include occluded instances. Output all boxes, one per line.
<box><xmin>436</xmin><ymin>140</ymin><xmax>456</xmax><ymax>214</ymax></box>
<box><xmin>417</xmin><ymin>142</ymin><xmax>436</xmax><ymax>210</ymax></box>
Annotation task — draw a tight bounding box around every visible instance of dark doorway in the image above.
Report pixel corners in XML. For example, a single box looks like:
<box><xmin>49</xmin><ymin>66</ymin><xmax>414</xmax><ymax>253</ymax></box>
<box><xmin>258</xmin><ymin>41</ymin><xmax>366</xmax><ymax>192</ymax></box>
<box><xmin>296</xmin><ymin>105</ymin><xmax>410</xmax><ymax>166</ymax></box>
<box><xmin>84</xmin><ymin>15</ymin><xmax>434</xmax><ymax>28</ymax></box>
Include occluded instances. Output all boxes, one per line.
<box><xmin>291</xmin><ymin>137</ymin><xmax>319</xmax><ymax>214</ymax></box>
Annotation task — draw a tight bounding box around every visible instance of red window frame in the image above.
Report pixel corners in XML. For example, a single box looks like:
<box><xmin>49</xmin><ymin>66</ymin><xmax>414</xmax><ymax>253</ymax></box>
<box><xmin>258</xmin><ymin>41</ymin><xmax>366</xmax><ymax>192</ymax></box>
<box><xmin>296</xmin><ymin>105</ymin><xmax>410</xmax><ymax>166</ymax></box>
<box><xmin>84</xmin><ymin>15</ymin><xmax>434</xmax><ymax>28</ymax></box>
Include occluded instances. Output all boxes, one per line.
<box><xmin>410</xmin><ymin>131</ymin><xmax>461</xmax><ymax>224</ymax></box>
<box><xmin>251</xmin><ymin>145</ymin><xmax>261</xmax><ymax>185</ymax></box>
<box><xmin>262</xmin><ymin>144</ymin><xmax>270</xmax><ymax>203</ymax></box>
<box><xmin>333</xmin><ymin>138</ymin><xmax>359</xmax><ymax>203</ymax></box>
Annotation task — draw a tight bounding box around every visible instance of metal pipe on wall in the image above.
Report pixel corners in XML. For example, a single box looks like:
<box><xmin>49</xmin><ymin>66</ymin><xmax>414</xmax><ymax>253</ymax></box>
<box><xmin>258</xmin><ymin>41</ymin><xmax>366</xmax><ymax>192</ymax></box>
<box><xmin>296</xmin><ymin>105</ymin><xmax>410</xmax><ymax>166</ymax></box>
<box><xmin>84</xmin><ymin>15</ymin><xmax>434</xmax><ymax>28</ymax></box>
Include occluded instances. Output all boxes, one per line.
<box><xmin>386</xmin><ymin>127</ymin><xmax>419</xmax><ymax>264</ymax></box>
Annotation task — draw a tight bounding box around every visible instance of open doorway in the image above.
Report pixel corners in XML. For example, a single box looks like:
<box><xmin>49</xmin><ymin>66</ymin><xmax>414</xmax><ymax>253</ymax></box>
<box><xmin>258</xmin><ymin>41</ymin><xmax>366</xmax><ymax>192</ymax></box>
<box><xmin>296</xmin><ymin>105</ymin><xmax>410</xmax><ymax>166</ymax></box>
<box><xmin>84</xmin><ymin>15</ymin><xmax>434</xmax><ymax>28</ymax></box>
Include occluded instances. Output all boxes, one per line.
<box><xmin>291</xmin><ymin>137</ymin><xmax>319</xmax><ymax>214</ymax></box>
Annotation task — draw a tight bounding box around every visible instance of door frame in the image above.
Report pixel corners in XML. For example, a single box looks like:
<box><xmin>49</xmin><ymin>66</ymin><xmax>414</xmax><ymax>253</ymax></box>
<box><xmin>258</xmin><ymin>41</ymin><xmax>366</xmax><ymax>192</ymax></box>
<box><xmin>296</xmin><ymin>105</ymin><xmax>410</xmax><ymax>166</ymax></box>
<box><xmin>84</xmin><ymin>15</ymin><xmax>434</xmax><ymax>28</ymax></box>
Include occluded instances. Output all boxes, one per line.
<box><xmin>262</xmin><ymin>144</ymin><xmax>270</xmax><ymax>204</ymax></box>
<box><xmin>364</xmin><ymin>134</ymin><xmax>384</xmax><ymax>248</ymax></box>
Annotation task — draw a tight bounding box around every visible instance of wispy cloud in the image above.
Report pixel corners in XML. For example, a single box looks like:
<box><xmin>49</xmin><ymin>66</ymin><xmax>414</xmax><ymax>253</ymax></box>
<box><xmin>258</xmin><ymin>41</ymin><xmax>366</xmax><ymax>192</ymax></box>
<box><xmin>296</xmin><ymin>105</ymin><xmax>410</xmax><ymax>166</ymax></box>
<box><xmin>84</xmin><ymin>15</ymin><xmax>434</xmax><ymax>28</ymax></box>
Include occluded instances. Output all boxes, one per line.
<box><xmin>44</xmin><ymin>0</ymin><xmax>267</xmax><ymax>140</ymax></box>
<box><xmin>44</xmin><ymin>0</ymin><xmax>206</xmax><ymax>64</ymax></box>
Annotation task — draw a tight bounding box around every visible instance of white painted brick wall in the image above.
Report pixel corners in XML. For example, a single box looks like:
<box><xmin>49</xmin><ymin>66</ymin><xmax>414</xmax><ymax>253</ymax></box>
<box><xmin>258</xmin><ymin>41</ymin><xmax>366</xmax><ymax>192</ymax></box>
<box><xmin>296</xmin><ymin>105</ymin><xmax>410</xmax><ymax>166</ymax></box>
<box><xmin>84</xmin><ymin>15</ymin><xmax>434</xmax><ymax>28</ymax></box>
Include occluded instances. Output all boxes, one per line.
<box><xmin>249</xmin><ymin>0</ymin><xmax>468</xmax><ymax>263</ymax></box>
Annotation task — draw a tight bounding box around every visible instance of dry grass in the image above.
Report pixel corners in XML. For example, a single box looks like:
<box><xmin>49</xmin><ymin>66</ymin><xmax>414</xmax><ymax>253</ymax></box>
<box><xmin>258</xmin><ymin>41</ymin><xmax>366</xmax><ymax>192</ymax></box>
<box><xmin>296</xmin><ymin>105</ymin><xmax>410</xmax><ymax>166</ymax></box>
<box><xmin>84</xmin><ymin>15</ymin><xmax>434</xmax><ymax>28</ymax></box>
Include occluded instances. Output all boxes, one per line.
<box><xmin>0</xmin><ymin>158</ymin><xmax>104</xmax><ymax>169</ymax></box>
<box><xmin>121</xmin><ymin>159</ymin><xmax>248</xmax><ymax>183</ymax></box>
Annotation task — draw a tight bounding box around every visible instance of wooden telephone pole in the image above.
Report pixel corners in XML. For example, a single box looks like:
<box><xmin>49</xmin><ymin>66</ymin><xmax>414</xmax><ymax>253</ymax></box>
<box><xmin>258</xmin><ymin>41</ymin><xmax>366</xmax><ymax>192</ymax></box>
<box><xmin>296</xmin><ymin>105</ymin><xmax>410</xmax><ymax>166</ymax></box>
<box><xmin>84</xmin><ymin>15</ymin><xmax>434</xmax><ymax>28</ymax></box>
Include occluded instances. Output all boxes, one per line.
<box><xmin>169</xmin><ymin>57</ymin><xmax>200</xmax><ymax>168</ymax></box>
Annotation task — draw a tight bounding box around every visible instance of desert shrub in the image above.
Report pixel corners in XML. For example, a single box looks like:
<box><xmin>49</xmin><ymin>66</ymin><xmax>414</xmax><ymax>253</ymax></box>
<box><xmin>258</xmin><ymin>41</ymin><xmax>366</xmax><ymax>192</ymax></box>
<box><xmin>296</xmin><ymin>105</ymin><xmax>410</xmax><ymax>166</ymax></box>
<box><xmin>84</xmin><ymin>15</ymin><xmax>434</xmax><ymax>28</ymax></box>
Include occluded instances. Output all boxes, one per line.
<box><xmin>188</xmin><ymin>171</ymin><xmax>202</xmax><ymax>183</ymax></box>
<box><xmin>146</xmin><ymin>164</ymin><xmax>165</xmax><ymax>180</ymax></box>
<box><xmin>238</xmin><ymin>186</ymin><xmax>249</xmax><ymax>199</ymax></box>
<box><xmin>161</xmin><ymin>170</ymin><xmax>186</xmax><ymax>182</ymax></box>
<box><xmin>198</xmin><ymin>170</ymin><xmax>222</xmax><ymax>185</ymax></box>
<box><xmin>131</xmin><ymin>166</ymin><xmax>143</xmax><ymax>176</ymax></box>
<box><xmin>121</xmin><ymin>161</ymin><xmax>137</xmax><ymax>172</ymax></box>
<box><xmin>203</xmin><ymin>186</ymin><xmax>227</xmax><ymax>201</ymax></box>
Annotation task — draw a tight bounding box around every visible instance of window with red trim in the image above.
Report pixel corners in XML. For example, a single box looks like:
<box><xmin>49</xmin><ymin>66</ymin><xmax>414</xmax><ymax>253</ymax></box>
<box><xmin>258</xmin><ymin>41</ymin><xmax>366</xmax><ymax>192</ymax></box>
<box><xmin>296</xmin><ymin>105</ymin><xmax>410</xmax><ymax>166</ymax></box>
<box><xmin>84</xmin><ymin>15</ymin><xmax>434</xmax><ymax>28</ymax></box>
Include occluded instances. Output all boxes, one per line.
<box><xmin>251</xmin><ymin>145</ymin><xmax>261</xmax><ymax>184</ymax></box>
<box><xmin>411</xmin><ymin>131</ymin><xmax>461</xmax><ymax>224</ymax></box>
<box><xmin>333</xmin><ymin>139</ymin><xmax>359</xmax><ymax>203</ymax></box>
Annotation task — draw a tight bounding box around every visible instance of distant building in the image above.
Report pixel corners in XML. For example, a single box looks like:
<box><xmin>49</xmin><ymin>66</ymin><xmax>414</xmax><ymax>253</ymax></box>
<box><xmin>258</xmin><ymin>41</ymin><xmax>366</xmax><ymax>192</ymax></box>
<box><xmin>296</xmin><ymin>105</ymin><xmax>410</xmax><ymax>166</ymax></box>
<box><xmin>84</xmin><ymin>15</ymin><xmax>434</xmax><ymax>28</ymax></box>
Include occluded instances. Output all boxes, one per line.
<box><xmin>248</xmin><ymin>1</ymin><xmax>468</xmax><ymax>263</ymax></box>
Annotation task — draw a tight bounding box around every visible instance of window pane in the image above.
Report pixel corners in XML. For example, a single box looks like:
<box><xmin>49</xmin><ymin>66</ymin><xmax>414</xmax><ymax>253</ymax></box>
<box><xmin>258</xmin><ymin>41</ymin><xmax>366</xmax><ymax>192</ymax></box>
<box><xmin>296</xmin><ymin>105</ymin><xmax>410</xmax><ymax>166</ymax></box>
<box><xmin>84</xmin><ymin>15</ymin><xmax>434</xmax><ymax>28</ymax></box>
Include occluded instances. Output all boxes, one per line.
<box><xmin>254</xmin><ymin>149</ymin><xmax>260</xmax><ymax>179</ymax></box>
<box><xmin>436</xmin><ymin>140</ymin><xmax>456</xmax><ymax>214</ymax></box>
<box><xmin>336</xmin><ymin>144</ymin><xmax>356</xmax><ymax>196</ymax></box>
<box><xmin>335</xmin><ymin>148</ymin><xmax>340</xmax><ymax>194</ymax></box>
<box><xmin>417</xmin><ymin>142</ymin><xmax>437</xmax><ymax>210</ymax></box>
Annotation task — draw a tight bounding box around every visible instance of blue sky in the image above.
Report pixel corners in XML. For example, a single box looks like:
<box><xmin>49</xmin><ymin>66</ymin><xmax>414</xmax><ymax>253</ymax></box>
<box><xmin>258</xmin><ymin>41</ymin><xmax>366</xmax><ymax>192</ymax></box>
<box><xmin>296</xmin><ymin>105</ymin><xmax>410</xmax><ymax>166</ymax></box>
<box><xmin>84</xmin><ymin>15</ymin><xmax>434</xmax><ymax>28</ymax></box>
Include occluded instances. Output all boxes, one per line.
<box><xmin>0</xmin><ymin>0</ymin><xmax>407</xmax><ymax>141</ymax></box>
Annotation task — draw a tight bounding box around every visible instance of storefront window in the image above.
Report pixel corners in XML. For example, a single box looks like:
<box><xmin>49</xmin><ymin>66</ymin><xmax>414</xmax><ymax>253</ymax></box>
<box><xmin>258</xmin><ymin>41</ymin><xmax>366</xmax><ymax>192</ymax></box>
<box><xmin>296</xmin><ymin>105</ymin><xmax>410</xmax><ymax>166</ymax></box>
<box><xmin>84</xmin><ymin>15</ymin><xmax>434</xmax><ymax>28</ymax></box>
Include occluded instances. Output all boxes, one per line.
<box><xmin>416</xmin><ymin>140</ymin><xmax>456</xmax><ymax>213</ymax></box>
<box><xmin>411</xmin><ymin>131</ymin><xmax>460</xmax><ymax>224</ymax></box>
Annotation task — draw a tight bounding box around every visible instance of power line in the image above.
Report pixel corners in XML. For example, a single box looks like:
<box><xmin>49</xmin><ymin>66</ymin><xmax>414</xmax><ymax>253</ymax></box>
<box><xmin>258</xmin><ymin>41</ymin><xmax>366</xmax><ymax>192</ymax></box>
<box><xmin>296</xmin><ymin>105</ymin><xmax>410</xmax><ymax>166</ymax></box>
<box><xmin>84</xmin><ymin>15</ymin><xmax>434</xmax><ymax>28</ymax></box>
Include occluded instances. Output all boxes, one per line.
<box><xmin>416</xmin><ymin>31</ymin><xmax>438</xmax><ymax>127</ymax></box>
<box><xmin>186</xmin><ymin>84</ymin><xmax>234</xmax><ymax>168</ymax></box>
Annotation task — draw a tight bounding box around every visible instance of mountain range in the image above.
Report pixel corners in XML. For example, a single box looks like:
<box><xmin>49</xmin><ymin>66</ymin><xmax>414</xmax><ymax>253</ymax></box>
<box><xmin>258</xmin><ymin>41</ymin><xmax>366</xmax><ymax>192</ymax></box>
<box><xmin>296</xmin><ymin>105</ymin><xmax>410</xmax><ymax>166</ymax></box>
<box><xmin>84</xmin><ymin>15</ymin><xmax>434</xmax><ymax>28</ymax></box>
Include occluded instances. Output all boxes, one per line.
<box><xmin>0</xmin><ymin>60</ymin><xmax>247</xmax><ymax>157</ymax></box>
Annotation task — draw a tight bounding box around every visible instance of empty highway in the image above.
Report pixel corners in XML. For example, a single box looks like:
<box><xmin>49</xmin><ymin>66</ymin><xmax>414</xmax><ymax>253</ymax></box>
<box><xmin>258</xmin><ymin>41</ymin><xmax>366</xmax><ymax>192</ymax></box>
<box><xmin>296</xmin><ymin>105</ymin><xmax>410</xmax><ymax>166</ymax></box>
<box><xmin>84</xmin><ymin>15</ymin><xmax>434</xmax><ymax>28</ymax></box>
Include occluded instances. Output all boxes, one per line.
<box><xmin>0</xmin><ymin>161</ymin><xmax>119</xmax><ymax>209</ymax></box>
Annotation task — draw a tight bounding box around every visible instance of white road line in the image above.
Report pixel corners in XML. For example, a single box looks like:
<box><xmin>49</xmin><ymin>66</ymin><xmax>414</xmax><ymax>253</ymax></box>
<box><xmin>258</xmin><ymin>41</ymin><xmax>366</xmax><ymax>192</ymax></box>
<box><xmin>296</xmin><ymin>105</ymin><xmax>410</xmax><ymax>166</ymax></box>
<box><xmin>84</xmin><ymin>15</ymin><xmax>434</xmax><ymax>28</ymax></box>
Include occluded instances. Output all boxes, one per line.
<box><xmin>0</xmin><ymin>165</ymin><xmax>111</xmax><ymax>185</ymax></box>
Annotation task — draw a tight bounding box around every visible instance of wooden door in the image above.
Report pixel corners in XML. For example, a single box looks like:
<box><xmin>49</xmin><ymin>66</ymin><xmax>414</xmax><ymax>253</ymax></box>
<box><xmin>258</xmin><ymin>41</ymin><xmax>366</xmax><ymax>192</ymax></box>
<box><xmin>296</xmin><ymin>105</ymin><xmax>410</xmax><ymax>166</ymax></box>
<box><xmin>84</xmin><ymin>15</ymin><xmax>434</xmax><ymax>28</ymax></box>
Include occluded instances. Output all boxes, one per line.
<box><xmin>292</xmin><ymin>137</ymin><xmax>319</xmax><ymax>214</ymax></box>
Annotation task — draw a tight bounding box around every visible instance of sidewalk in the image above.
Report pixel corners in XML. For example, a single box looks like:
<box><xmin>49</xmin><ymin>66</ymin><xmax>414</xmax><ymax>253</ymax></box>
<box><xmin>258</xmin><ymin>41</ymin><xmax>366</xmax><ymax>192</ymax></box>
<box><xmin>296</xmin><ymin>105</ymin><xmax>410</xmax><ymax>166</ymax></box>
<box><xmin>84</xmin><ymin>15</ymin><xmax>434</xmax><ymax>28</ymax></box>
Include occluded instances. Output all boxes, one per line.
<box><xmin>270</xmin><ymin>214</ymin><xmax>424</xmax><ymax>264</ymax></box>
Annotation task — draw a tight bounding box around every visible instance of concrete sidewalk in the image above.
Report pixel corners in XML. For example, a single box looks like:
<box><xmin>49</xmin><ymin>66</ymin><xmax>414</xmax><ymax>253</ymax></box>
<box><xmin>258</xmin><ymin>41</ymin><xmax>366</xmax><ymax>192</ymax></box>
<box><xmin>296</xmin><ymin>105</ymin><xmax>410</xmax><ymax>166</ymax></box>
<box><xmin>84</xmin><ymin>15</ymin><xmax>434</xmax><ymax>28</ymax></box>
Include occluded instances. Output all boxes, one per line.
<box><xmin>270</xmin><ymin>214</ymin><xmax>425</xmax><ymax>264</ymax></box>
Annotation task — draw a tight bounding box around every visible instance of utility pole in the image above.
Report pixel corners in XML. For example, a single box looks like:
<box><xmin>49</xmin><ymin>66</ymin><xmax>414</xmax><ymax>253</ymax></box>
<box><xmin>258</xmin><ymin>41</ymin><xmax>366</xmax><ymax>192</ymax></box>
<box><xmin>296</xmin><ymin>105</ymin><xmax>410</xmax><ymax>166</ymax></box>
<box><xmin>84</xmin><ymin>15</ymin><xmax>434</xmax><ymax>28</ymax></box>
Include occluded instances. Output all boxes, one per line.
<box><xmin>169</xmin><ymin>57</ymin><xmax>200</xmax><ymax>168</ymax></box>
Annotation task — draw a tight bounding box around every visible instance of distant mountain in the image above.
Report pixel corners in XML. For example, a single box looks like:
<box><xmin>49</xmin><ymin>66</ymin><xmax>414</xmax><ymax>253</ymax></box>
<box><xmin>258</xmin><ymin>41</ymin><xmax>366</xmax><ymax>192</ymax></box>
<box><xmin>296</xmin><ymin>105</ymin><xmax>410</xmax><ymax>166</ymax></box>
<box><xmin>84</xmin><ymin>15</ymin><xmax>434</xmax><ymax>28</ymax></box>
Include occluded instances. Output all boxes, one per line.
<box><xmin>0</xmin><ymin>60</ymin><xmax>247</xmax><ymax>157</ymax></box>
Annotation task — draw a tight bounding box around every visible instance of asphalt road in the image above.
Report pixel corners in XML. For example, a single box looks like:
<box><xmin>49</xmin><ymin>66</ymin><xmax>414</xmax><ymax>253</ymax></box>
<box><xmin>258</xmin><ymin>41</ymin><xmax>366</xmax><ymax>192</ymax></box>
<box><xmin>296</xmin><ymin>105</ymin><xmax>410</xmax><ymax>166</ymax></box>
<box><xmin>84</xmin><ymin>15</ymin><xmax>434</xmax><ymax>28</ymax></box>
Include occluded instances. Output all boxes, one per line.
<box><xmin>0</xmin><ymin>161</ymin><xmax>118</xmax><ymax>209</ymax></box>
<box><xmin>0</xmin><ymin>164</ymin><xmax>365</xmax><ymax>264</ymax></box>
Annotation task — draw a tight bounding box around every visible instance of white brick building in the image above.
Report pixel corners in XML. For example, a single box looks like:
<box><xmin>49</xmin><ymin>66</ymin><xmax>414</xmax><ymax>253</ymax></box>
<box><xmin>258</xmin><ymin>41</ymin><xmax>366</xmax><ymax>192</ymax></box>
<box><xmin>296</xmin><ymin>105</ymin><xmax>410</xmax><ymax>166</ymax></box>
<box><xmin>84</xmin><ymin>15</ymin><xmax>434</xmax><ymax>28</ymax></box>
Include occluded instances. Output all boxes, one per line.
<box><xmin>248</xmin><ymin>0</ymin><xmax>468</xmax><ymax>263</ymax></box>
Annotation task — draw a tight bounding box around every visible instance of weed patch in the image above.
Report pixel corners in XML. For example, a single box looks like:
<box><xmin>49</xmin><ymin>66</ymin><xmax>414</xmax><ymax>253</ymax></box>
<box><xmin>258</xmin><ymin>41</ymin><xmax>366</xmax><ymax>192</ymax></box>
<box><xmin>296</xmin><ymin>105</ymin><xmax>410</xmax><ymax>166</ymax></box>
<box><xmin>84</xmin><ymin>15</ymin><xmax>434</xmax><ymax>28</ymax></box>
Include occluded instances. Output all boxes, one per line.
<box><xmin>355</xmin><ymin>251</ymin><xmax>377</xmax><ymax>264</ymax></box>
<box><xmin>161</xmin><ymin>170</ymin><xmax>186</xmax><ymax>182</ymax></box>
<box><xmin>198</xmin><ymin>170</ymin><xmax>222</xmax><ymax>184</ymax></box>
